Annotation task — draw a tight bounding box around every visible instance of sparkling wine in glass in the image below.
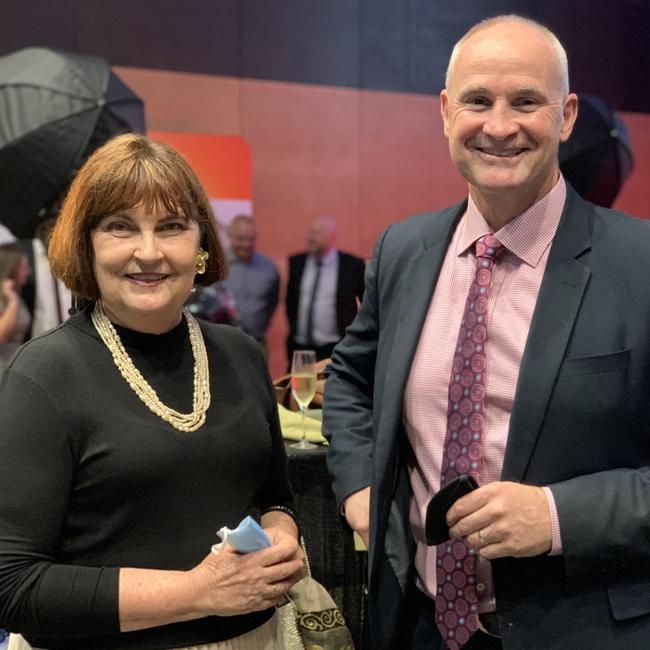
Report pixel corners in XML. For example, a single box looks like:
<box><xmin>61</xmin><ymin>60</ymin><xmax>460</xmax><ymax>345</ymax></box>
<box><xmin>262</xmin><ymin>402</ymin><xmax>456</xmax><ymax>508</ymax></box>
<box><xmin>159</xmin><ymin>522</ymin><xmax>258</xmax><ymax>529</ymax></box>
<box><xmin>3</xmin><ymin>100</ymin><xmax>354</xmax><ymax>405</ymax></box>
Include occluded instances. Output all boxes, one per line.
<box><xmin>290</xmin><ymin>350</ymin><xmax>317</xmax><ymax>449</ymax></box>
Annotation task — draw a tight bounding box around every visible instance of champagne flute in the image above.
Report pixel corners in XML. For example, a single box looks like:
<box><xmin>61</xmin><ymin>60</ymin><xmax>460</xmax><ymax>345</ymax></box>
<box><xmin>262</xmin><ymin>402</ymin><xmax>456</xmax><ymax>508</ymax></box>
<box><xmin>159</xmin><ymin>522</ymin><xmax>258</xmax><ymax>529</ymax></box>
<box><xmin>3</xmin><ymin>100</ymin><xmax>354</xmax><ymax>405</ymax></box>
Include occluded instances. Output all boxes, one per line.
<box><xmin>290</xmin><ymin>350</ymin><xmax>318</xmax><ymax>449</ymax></box>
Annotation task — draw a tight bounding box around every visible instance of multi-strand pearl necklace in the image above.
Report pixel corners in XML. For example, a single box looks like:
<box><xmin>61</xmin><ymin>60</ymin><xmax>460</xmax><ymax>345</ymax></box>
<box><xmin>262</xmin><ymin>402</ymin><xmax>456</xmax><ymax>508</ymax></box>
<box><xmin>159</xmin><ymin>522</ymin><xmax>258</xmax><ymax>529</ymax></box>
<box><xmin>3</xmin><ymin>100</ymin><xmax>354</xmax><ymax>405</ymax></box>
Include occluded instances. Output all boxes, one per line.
<box><xmin>91</xmin><ymin>301</ymin><xmax>211</xmax><ymax>432</ymax></box>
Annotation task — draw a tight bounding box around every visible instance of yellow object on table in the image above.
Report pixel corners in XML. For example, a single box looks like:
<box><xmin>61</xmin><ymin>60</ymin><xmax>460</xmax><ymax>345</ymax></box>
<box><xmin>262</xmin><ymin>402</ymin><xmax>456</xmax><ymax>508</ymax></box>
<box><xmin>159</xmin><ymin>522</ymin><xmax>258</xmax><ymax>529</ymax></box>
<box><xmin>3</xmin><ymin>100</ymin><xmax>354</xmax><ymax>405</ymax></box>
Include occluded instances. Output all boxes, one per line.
<box><xmin>353</xmin><ymin>531</ymin><xmax>368</xmax><ymax>552</ymax></box>
<box><xmin>278</xmin><ymin>404</ymin><xmax>327</xmax><ymax>445</ymax></box>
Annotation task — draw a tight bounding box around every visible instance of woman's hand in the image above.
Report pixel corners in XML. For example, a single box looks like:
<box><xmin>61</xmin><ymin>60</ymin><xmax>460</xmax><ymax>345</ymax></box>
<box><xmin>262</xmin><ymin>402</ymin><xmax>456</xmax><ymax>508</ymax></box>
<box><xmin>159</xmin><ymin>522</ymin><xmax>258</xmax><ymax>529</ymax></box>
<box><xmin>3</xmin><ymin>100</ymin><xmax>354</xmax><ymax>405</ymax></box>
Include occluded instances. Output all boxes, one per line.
<box><xmin>188</xmin><ymin>527</ymin><xmax>304</xmax><ymax>617</ymax></box>
<box><xmin>264</xmin><ymin>525</ymin><xmax>305</xmax><ymax>583</ymax></box>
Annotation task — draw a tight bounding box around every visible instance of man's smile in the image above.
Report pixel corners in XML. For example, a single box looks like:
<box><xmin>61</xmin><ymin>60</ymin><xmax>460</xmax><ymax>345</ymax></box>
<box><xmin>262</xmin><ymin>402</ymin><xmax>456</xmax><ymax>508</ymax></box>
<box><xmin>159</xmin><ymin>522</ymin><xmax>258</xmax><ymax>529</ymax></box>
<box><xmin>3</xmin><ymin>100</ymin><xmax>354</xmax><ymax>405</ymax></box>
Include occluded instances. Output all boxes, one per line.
<box><xmin>472</xmin><ymin>146</ymin><xmax>528</xmax><ymax>158</ymax></box>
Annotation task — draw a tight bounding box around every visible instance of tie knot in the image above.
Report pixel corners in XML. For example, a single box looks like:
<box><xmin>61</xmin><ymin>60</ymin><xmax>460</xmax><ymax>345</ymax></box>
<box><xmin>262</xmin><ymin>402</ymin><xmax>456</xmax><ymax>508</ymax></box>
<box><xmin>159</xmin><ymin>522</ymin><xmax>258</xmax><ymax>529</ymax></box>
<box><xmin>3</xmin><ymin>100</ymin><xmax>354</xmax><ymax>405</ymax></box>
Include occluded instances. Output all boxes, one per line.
<box><xmin>475</xmin><ymin>235</ymin><xmax>504</xmax><ymax>260</ymax></box>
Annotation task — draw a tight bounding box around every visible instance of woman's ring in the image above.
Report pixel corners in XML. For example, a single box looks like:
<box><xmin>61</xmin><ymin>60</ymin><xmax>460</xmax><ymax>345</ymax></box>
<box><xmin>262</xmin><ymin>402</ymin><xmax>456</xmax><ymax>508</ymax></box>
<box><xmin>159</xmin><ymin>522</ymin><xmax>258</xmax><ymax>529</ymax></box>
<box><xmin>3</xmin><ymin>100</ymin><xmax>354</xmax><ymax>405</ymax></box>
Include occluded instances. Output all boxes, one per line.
<box><xmin>477</xmin><ymin>528</ymin><xmax>487</xmax><ymax>546</ymax></box>
<box><xmin>272</xmin><ymin>584</ymin><xmax>283</xmax><ymax>597</ymax></box>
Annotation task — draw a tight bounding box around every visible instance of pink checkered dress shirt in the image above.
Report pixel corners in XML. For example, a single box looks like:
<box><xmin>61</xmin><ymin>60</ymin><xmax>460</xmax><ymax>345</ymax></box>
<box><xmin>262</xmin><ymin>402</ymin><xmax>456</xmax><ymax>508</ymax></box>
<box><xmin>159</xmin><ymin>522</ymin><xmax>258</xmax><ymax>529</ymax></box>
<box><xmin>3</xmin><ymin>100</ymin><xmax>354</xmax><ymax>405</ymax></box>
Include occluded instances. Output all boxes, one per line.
<box><xmin>403</xmin><ymin>176</ymin><xmax>567</xmax><ymax>612</ymax></box>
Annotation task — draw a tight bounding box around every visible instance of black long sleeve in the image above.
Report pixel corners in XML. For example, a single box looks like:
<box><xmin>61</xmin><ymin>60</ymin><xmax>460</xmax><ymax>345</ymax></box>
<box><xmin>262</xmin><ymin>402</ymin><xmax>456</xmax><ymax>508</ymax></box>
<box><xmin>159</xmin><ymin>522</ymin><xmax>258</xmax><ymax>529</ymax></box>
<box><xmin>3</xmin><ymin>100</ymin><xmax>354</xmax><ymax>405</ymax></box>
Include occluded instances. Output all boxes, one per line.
<box><xmin>0</xmin><ymin>308</ymin><xmax>294</xmax><ymax>649</ymax></box>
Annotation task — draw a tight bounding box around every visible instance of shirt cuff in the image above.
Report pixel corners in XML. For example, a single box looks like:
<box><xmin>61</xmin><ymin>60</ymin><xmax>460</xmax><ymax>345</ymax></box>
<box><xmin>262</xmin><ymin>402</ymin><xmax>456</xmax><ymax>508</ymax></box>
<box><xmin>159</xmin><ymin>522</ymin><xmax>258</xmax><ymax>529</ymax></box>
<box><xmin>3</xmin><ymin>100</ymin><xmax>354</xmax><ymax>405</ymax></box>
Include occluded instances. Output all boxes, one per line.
<box><xmin>542</xmin><ymin>486</ymin><xmax>563</xmax><ymax>555</ymax></box>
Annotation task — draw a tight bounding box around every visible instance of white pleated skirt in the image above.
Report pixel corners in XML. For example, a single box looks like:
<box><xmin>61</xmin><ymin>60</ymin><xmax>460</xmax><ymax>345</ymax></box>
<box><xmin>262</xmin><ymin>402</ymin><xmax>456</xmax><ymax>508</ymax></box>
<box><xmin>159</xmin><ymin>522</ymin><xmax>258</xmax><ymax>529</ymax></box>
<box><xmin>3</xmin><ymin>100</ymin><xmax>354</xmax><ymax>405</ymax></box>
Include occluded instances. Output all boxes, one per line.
<box><xmin>8</xmin><ymin>612</ymin><xmax>283</xmax><ymax>650</ymax></box>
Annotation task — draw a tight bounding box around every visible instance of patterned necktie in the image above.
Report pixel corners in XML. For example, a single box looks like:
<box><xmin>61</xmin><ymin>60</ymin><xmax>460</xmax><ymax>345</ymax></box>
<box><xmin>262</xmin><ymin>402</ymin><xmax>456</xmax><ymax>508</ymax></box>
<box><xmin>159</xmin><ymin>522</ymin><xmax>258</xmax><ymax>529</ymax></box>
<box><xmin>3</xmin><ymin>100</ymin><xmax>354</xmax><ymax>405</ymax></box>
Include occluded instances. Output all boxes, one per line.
<box><xmin>435</xmin><ymin>234</ymin><xmax>504</xmax><ymax>650</ymax></box>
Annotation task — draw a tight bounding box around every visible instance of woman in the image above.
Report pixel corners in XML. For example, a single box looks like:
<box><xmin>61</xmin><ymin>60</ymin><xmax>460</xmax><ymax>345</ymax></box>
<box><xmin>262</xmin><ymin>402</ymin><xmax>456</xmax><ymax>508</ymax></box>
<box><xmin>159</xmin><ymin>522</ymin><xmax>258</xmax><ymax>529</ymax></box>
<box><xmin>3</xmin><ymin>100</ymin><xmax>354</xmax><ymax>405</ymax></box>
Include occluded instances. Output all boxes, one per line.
<box><xmin>0</xmin><ymin>134</ymin><xmax>303</xmax><ymax>650</ymax></box>
<box><xmin>0</xmin><ymin>243</ymin><xmax>32</xmax><ymax>370</ymax></box>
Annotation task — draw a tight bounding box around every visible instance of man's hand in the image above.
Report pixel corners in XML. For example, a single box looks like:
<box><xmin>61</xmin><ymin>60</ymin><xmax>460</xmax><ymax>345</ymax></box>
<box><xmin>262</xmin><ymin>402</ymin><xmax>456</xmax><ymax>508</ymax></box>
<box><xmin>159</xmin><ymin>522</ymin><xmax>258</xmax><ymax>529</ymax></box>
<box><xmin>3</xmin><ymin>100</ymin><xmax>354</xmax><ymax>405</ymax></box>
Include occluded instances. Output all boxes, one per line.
<box><xmin>343</xmin><ymin>486</ymin><xmax>370</xmax><ymax>547</ymax></box>
<box><xmin>446</xmin><ymin>481</ymin><xmax>552</xmax><ymax>559</ymax></box>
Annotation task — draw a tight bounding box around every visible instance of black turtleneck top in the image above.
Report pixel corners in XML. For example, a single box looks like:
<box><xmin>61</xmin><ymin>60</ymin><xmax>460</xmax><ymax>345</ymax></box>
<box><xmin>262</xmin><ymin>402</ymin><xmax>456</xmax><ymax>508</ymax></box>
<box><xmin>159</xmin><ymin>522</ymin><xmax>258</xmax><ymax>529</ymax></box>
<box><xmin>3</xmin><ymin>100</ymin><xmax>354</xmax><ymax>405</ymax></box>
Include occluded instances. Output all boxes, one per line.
<box><xmin>0</xmin><ymin>306</ymin><xmax>294</xmax><ymax>649</ymax></box>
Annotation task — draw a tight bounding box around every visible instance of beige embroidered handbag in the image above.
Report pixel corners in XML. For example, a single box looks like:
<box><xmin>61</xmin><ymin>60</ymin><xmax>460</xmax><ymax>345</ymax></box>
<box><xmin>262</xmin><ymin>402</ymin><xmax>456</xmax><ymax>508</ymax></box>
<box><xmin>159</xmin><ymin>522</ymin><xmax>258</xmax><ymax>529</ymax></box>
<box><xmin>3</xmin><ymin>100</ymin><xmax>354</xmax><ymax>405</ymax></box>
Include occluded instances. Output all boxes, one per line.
<box><xmin>277</xmin><ymin>540</ymin><xmax>355</xmax><ymax>650</ymax></box>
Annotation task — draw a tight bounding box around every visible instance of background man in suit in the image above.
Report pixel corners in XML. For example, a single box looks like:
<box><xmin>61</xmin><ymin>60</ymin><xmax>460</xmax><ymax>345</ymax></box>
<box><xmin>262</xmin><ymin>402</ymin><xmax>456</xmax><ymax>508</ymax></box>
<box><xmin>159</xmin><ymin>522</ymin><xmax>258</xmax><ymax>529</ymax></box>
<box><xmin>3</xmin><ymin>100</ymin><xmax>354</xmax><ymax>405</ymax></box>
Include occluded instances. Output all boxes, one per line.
<box><xmin>325</xmin><ymin>15</ymin><xmax>650</xmax><ymax>650</ymax></box>
<box><xmin>286</xmin><ymin>216</ymin><xmax>365</xmax><ymax>363</ymax></box>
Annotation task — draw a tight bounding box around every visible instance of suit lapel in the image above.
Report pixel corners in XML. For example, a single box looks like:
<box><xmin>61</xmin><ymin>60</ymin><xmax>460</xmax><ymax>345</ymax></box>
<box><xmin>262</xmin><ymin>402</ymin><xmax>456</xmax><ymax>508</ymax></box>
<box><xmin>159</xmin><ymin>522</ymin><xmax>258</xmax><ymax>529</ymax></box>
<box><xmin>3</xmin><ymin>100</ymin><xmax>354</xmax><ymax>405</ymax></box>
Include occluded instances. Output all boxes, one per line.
<box><xmin>296</xmin><ymin>253</ymin><xmax>307</xmax><ymax>280</ymax></box>
<box><xmin>502</xmin><ymin>189</ymin><xmax>592</xmax><ymax>481</ymax></box>
<box><xmin>380</xmin><ymin>205</ymin><xmax>465</xmax><ymax>440</ymax></box>
<box><xmin>288</xmin><ymin>254</ymin><xmax>307</xmax><ymax>330</ymax></box>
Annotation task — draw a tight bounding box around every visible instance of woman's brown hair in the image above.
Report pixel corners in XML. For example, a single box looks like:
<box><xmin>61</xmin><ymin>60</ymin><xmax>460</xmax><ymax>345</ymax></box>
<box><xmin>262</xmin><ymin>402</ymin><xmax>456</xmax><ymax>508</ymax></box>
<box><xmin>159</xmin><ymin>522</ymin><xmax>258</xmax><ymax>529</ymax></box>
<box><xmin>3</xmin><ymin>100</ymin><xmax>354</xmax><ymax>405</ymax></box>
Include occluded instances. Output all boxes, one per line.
<box><xmin>49</xmin><ymin>133</ymin><xmax>225</xmax><ymax>299</ymax></box>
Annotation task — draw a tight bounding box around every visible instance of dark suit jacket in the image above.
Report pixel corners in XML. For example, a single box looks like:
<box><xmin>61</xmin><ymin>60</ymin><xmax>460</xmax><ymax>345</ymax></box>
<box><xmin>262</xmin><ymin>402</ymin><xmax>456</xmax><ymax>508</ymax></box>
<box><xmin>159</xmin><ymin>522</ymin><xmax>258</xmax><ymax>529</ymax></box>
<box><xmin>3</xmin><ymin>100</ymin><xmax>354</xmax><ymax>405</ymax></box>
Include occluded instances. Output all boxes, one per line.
<box><xmin>324</xmin><ymin>187</ymin><xmax>650</xmax><ymax>649</ymax></box>
<box><xmin>286</xmin><ymin>250</ymin><xmax>365</xmax><ymax>348</ymax></box>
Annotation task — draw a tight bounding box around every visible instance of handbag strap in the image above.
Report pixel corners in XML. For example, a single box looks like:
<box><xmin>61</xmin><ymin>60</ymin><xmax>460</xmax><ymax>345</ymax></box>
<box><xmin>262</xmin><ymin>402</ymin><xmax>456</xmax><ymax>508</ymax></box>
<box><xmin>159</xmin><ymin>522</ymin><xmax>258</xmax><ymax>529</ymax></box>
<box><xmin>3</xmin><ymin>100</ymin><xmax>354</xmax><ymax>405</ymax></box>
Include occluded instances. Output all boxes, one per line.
<box><xmin>300</xmin><ymin>536</ymin><xmax>312</xmax><ymax>579</ymax></box>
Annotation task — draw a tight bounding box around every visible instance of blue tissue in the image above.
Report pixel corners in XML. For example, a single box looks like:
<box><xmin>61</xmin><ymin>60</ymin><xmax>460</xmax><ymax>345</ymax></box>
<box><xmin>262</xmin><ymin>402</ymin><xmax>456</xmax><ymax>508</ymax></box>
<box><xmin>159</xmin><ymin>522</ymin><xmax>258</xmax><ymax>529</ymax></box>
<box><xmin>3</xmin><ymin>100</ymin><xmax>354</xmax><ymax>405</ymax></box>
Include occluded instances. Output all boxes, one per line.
<box><xmin>212</xmin><ymin>516</ymin><xmax>272</xmax><ymax>554</ymax></box>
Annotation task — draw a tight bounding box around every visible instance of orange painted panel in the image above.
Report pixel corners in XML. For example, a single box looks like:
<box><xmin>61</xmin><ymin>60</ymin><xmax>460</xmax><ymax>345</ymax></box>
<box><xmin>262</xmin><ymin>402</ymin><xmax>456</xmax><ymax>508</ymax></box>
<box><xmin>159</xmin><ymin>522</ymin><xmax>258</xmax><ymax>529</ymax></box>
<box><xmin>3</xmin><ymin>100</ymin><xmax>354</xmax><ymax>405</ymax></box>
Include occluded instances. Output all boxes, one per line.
<box><xmin>114</xmin><ymin>66</ymin><xmax>242</xmax><ymax>136</ymax></box>
<box><xmin>148</xmin><ymin>131</ymin><xmax>252</xmax><ymax>200</ymax></box>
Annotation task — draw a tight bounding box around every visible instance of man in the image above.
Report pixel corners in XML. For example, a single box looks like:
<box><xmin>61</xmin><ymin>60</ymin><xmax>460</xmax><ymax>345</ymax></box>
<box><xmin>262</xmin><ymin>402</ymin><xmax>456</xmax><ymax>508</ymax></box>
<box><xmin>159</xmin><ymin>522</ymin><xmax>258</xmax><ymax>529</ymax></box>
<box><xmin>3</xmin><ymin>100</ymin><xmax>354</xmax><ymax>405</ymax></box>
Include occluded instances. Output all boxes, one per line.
<box><xmin>220</xmin><ymin>215</ymin><xmax>279</xmax><ymax>345</ymax></box>
<box><xmin>286</xmin><ymin>216</ymin><xmax>365</xmax><ymax>362</ymax></box>
<box><xmin>324</xmin><ymin>15</ymin><xmax>650</xmax><ymax>650</ymax></box>
<box><xmin>189</xmin><ymin>215</ymin><xmax>279</xmax><ymax>342</ymax></box>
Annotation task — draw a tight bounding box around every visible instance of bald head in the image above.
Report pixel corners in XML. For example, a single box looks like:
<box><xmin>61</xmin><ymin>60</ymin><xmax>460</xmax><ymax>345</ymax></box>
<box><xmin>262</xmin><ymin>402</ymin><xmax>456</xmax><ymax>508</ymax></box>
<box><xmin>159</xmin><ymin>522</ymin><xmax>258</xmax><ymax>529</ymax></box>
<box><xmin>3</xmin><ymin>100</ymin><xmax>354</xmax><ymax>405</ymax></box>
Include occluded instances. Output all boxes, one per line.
<box><xmin>228</xmin><ymin>214</ymin><xmax>256</xmax><ymax>262</ymax></box>
<box><xmin>307</xmin><ymin>216</ymin><xmax>337</xmax><ymax>258</ymax></box>
<box><xmin>446</xmin><ymin>15</ymin><xmax>569</xmax><ymax>97</ymax></box>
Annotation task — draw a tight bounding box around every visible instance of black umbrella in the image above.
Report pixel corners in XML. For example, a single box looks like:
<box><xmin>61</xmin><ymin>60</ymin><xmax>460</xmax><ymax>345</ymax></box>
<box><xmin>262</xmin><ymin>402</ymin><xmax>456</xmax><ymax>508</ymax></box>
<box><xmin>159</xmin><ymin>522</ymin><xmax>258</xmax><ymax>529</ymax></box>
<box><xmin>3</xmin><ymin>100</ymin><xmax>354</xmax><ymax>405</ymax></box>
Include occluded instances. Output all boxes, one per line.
<box><xmin>0</xmin><ymin>47</ymin><xmax>145</xmax><ymax>238</ymax></box>
<box><xmin>559</xmin><ymin>94</ymin><xmax>634</xmax><ymax>208</ymax></box>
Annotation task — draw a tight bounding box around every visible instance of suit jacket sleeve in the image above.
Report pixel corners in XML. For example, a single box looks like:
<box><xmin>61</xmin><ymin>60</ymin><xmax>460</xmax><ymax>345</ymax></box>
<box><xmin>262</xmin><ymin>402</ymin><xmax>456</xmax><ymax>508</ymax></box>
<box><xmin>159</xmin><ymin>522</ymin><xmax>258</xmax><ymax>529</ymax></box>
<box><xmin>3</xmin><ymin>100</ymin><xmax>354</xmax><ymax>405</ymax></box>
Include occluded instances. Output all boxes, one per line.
<box><xmin>323</xmin><ymin>232</ymin><xmax>388</xmax><ymax>508</ymax></box>
<box><xmin>549</xmin><ymin>468</ymin><xmax>650</xmax><ymax>582</ymax></box>
<box><xmin>526</xmin><ymin>207</ymin><xmax>650</xmax><ymax>585</ymax></box>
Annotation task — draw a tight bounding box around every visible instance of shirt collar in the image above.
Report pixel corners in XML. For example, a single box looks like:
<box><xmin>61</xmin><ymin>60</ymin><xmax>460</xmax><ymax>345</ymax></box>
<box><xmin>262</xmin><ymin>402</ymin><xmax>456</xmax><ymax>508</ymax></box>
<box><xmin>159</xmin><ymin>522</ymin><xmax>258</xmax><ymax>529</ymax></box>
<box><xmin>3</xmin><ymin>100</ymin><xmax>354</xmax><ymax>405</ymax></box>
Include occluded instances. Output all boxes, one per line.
<box><xmin>457</xmin><ymin>175</ymin><xmax>567</xmax><ymax>267</ymax></box>
<box><xmin>311</xmin><ymin>248</ymin><xmax>338</xmax><ymax>266</ymax></box>
<box><xmin>227</xmin><ymin>248</ymin><xmax>256</xmax><ymax>265</ymax></box>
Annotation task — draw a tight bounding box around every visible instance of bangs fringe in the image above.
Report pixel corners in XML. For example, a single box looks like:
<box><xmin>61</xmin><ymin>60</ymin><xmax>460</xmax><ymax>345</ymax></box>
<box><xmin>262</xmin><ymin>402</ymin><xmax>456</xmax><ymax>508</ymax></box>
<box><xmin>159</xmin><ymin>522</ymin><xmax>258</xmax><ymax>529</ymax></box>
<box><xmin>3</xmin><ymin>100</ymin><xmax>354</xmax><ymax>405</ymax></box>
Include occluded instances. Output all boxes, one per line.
<box><xmin>87</xmin><ymin>155</ymin><xmax>196</xmax><ymax>225</ymax></box>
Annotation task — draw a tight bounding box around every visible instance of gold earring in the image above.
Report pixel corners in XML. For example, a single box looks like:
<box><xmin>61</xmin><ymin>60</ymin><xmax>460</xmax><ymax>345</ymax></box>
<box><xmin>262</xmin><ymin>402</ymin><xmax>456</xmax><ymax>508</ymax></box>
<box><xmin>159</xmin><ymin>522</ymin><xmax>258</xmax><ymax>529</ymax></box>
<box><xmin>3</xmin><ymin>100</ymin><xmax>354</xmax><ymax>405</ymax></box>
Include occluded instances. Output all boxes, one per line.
<box><xmin>195</xmin><ymin>248</ymin><xmax>209</xmax><ymax>275</ymax></box>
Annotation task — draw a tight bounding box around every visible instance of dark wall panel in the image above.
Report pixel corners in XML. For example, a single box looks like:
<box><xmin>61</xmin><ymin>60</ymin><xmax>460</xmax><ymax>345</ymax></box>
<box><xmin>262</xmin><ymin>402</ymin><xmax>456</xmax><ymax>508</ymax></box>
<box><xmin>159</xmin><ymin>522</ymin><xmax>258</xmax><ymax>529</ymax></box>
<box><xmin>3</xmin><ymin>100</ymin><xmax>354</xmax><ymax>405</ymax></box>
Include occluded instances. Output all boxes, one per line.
<box><xmin>0</xmin><ymin>0</ymin><xmax>648</xmax><ymax>112</ymax></box>
<box><xmin>622</xmin><ymin>0</ymin><xmax>650</xmax><ymax>113</ymax></box>
<box><xmin>543</xmin><ymin>2</ymin><xmax>626</xmax><ymax>110</ymax></box>
<box><xmin>0</xmin><ymin>0</ymin><xmax>77</xmax><ymax>52</ymax></box>
<box><xmin>359</xmin><ymin>0</ymin><xmax>647</xmax><ymax>110</ymax></box>
<box><xmin>361</xmin><ymin>0</ymin><xmax>515</xmax><ymax>94</ymax></box>
<box><xmin>242</xmin><ymin>0</ymin><xmax>360</xmax><ymax>87</ymax></box>
<box><xmin>76</xmin><ymin>0</ymin><xmax>241</xmax><ymax>76</ymax></box>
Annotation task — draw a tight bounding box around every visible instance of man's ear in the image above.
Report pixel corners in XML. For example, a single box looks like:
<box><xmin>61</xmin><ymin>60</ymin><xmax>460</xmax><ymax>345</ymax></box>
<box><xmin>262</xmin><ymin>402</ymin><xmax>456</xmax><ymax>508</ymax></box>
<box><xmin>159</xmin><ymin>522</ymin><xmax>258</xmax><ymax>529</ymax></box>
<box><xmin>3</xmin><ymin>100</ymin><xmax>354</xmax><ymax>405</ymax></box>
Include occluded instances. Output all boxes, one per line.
<box><xmin>559</xmin><ymin>93</ymin><xmax>579</xmax><ymax>143</ymax></box>
<box><xmin>440</xmin><ymin>90</ymin><xmax>451</xmax><ymax>138</ymax></box>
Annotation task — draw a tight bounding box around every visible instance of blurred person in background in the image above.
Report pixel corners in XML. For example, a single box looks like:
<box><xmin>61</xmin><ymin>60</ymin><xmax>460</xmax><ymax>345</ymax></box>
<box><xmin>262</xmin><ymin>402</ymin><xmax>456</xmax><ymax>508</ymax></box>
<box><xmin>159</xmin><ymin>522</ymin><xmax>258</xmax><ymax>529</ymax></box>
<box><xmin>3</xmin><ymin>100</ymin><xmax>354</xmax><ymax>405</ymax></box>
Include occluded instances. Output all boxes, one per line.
<box><xmin>0</xmin><ymin>243</ymin><xmax>32</xmax><ymax>371</ymax></box>
<box><xmin>286</xmin><ymin>215</ymin><xmax>365</xmax><ymax>363</ymax></box>
<box><xmin>17</xmin><ymin>215</ymin><xmax>72</xmax><ymax>338</ymax></box>
<box><xmin>188</xmin><ymin>216</ymin><xmax>279</xmax><ymax>354</ymax></box>
<box><xmin>222</xmin><ymin>215</ymin><xmax>279</xmax><ymax>349</ymax></box>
